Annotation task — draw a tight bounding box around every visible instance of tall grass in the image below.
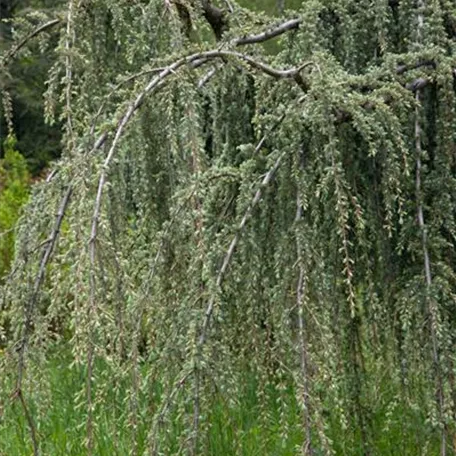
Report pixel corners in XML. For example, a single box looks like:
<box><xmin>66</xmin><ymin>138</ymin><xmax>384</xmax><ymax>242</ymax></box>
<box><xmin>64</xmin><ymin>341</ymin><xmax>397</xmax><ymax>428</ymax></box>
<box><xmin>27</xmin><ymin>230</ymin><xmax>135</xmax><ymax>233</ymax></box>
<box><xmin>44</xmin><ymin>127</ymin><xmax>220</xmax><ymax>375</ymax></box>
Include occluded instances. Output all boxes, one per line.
<box><xmin>0</xmin><ymin>349</ymin><xmax>440</xmax><ymax>455</ymax></box>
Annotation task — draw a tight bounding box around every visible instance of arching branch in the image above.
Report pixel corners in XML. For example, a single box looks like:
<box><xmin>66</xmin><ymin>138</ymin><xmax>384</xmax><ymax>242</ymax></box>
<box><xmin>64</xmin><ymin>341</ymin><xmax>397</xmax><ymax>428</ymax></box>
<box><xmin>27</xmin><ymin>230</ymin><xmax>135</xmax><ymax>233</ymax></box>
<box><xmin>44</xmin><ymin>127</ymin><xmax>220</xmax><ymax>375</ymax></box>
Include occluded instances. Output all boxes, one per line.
<box><xmin>234</xmin><ymin>18</ymin><xmax>301</xmax><ymax>46</ymax></box>
<box><xmin>13</xmin><ymin>184</ymin><xmax>72</xmax><ymax>456</ymax></box>
<box><xmin>87</xmin><ymin>48</ymin><xmax>311</xmax><ymax>455</ymax></box>
<box><xmin>0</xmin><ymin>19</ymin><xmax>61</xmax><ymax>67</ymax></box>
<box><xmin>89</xmin><ymin>49</ymin><xmax>312</xmax><ymax>286</ymax></box>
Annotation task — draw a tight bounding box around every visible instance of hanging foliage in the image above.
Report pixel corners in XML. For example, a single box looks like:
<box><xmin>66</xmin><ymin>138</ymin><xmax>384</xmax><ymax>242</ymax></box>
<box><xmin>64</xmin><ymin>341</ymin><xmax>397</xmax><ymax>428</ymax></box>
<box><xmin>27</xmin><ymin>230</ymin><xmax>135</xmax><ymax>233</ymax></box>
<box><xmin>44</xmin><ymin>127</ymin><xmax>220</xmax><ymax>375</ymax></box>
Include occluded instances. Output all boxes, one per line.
<box><xmin>1</xmin><ymin>1</ymin><xmax>456</xmax><ymax>455</ymax></box>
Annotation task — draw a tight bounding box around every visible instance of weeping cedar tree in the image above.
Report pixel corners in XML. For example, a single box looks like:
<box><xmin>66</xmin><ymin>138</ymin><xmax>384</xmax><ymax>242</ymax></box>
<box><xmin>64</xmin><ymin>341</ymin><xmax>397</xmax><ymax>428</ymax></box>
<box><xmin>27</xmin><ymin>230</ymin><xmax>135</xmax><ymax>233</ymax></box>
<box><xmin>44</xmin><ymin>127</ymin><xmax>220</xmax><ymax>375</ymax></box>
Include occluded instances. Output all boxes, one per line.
<box><xmin>1</xmin><ymin>0</ymin><xmax>456</xmax><ymax>455</ymax></box>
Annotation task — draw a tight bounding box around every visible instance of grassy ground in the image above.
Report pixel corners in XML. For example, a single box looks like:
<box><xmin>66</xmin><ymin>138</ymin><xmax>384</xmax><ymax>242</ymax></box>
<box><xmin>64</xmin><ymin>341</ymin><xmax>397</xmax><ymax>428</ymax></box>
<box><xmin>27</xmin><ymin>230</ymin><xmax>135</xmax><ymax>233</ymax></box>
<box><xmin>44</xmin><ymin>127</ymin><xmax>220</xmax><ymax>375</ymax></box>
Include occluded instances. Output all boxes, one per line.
<box><xmin>0</xmin><ymin>350</ymin><xmax>442</xmax><ymax>455</ymax></box>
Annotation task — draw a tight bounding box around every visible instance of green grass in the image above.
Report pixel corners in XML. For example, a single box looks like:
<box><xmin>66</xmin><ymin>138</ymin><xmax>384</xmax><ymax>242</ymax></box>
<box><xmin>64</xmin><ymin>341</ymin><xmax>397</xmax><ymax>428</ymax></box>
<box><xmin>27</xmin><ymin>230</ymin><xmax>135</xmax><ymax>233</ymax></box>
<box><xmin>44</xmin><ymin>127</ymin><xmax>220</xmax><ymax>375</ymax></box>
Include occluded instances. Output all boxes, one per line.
<box><xmin>0</xmin><ymin>350</ymin><xmax>443</xmax><ymax>455</ymax></box>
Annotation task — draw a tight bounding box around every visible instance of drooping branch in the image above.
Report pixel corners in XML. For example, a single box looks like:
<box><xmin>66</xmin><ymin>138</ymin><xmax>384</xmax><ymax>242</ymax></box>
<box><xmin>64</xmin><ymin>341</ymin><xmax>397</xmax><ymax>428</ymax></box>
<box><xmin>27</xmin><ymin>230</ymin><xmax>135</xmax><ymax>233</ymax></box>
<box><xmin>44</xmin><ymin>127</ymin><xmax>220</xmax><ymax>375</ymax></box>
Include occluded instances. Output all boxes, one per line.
<box><xmin>65</xmin><ymin>0</ymin><xmax>75</xmax><ymax>151</ymax></box>
<box><xmin>189</xmin><ymin>114</ymin><xmax>289</xmax><ymax>453</ymax></box>
<box><xmin>13</xmin><ymin>185</ymin><xmax>72</xmax><ymax>456</ymax></box>
<box><xmin>87</xmin><ymin>49</ymin><xmax>309</xmax><ymax>454</ymax></box>
<box><xmin>148</xmin><ymin>115</ymin><xmax>289</xmax><ymax>454</ymax></box>
<box><xmin>198</xmin><ymin>147</ymin><xmax>286</xmax><ymax>344</ymax></box>
<box><xmin>235</xmin><ymin>20</ymin><xmax>452</xmax><ymax>90</ymax></box>
<box><xmin>295</xmin><ymin>188</ymin><xmax>314</xmax><ymax>456</ymax></box>
<box><xmin>15</xmin><ymin>187</ymin><xmax>72</xmax><ymax>388</ymax></box>
<box><xmin>0</xmin><ymin>18</ymin><xmax>61</xmax><ymax>67</ymax></box>
<box><xmin>89</xmin><ymin>49</ymin><xmax>311</xmax><ymax>243</ymax></box>
<box><xmin>13</xmin><ymin>53</ymin><xmax>309</xmax><ymax>414</ymax></box>
<box><xmin>415</xmin><ymin>94</ymin><xmax>432</xmax><ymax>288</ymax></box>
<box><xmin>413</xmin><ymin>3</ymin><xmax>446</xmax><ymax>453</ymax></box>
<box><xmin>1</xmin><ymin>12</ymin><xmax>448</xmax><ymax>96</ymax></box>
<box><xmin>415</xmin><ymin>90</ymin><xmax>447</xmax><ymax>456</ymax></box>
<box><xmin>130</xmin><ymin>188</ymin><xmax>197</xmax><ymax>456</ymax></box>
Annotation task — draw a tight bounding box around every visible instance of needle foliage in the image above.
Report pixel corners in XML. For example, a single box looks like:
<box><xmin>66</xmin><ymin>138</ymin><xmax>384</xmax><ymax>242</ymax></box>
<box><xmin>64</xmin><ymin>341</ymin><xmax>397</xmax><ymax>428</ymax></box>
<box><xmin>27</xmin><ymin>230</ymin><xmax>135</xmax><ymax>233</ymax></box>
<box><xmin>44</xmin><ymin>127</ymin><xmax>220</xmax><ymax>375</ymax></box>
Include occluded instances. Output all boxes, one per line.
<box><xmin>1</xmin><ymin>1</ymin><xmax>456</xmax><ymax>455</ymax></box>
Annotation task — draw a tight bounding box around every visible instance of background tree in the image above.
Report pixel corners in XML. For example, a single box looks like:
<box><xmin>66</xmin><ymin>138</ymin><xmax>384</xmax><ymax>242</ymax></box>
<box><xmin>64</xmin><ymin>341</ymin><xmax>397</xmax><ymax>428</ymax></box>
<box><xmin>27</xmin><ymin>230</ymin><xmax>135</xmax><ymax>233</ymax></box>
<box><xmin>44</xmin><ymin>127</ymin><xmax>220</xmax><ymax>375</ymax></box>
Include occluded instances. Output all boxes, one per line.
<box><xmin>0</xmin><ymin>135</ymin><xmax>30</xmax><ymax>278</ymax></box>
<box><xmin>1</xmin><ymin>1</ymin><xmax>456</xmax><ymax>455</ymax></box>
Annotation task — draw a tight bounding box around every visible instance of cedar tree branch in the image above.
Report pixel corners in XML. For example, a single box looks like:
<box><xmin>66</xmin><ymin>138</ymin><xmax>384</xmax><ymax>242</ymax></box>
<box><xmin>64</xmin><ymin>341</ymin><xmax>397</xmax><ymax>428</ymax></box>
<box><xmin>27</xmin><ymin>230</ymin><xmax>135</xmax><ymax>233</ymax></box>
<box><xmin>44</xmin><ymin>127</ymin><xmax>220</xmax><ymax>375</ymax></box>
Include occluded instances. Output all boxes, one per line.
<box><xmin>0</xmin><ymin>19</ymin><xmax>61</xmax><ymax>67</ymax></box>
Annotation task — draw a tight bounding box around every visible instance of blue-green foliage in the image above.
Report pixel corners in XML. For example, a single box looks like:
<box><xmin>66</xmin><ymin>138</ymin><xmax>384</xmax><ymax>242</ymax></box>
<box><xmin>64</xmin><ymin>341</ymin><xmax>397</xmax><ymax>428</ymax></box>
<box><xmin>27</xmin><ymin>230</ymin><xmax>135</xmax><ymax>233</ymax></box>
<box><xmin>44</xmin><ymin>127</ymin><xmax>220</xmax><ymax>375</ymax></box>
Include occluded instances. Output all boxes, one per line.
<box><xmin>1</xmin><ymin>1</ymin><xmax>456</xmax><ymax>455</ymax></box>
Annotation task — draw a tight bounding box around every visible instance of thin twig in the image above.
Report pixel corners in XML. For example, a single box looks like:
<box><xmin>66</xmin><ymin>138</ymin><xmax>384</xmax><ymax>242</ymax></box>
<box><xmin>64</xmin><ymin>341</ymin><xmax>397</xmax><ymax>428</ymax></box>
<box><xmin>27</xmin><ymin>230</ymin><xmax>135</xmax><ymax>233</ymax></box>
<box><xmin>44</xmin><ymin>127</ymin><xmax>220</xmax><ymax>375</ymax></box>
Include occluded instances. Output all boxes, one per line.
<box><xmin>295</xmin><ymin>192</ymin><xmax>314</xmax><ymax>456</ymax></box>
<box><xmin>415</xmin><ymin>90</ymin><xmax>446</xmax><ymax>456</ymax></box>
<box><xmin>64</xmin><ymin>0</ymin><xmax>75</xmax><ymax>151</ymax></box>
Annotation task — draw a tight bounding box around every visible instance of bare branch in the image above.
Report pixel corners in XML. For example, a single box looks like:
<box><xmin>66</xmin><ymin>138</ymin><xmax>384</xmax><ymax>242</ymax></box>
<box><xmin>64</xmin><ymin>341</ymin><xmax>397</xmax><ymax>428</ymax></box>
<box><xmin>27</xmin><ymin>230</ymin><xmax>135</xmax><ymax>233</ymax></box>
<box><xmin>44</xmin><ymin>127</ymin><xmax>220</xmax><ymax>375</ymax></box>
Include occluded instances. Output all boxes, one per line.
<box><xmin>13</xmin><ymin>389</ymin><xmax>39</xmax><ymax>456</ymax></box>
<box><xmin>235</xmin><ymin>18</ymin><xmax>301</xmax><ymax>46</ymax></box>
<box><xmin>197</xmin><ymin>65</ymin><xmax>219</xmax><ymax>88</ymax></box>
<box><xmin>15</xmin><ymin>186</ymin><xmax>72</xmax><ymax>387</ymax></box>
<box><xmin>406</xmin><ymin>77</ymin><xmax>429</xmax><ymax>92</ymax></box>
<box><xmin>396</xmin><ymin>59</ymin><xmax>436</xmax><ymax>75</ymax></box>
